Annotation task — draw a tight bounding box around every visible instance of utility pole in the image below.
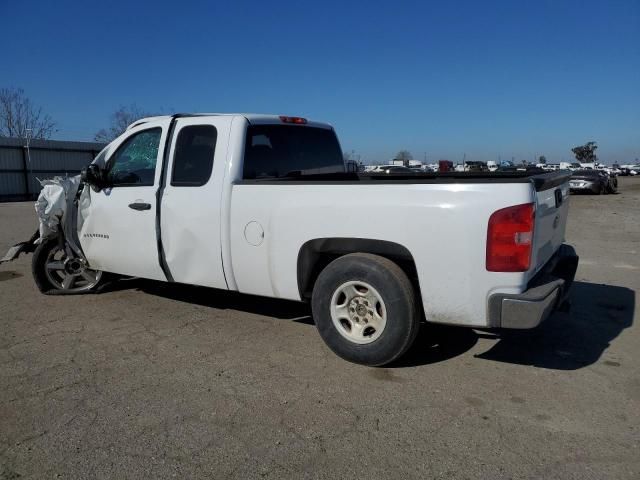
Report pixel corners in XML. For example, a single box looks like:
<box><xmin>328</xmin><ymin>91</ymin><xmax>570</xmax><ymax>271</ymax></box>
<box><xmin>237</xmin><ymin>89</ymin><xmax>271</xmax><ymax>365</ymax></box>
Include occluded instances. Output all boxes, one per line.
<box><xmin>25</xmin><ymin>129</ymin><xmax>33</xmax><ymax>195</ymax></box>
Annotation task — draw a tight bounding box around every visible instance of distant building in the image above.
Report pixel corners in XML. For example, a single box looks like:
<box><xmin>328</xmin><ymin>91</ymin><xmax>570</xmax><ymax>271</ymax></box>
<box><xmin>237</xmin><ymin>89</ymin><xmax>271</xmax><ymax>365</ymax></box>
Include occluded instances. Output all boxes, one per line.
<box><xmin>0</xmin><ymin>137</ymin><xmax>105</xmax><ymax>202</ymax></box>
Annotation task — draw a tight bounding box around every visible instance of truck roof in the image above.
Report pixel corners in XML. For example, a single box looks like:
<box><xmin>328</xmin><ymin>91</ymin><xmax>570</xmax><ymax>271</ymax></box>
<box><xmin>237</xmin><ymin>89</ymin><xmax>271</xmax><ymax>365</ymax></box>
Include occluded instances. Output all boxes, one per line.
<box><xmin>127</xmin><ymin>113</ymin><xmax>333</xmax><ymax>131</ymax></box>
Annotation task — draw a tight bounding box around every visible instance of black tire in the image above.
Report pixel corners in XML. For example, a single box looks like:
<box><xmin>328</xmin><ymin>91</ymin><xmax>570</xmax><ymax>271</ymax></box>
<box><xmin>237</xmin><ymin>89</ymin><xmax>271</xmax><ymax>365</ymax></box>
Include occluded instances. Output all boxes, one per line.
<box><xmin>32</xmin><ymin>237</ymin><xmax>105</xmax><ymax>294</ymax></box>
<box><xmin>311</xmin><ymin>253</ymin><xmax>420</xmax><ymax>366</ymax></box>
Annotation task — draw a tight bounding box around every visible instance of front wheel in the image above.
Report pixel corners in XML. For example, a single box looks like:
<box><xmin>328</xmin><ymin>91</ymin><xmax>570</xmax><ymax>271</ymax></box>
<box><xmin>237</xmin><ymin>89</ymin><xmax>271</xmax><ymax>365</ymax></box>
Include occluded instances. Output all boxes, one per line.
<box><xmin>311</xmin><ymin>253</ymin><xmax>420</xmax><ymax>366</ymax></box>
<box><xmin>32</xmin><ymin>237</ymin><xmax>104</xmax><ymax>294</ymax></box>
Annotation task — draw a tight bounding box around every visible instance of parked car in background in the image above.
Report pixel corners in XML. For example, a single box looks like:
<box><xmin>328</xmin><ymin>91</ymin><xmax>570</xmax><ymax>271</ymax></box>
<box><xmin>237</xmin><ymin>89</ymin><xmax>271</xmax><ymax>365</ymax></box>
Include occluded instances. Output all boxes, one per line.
<box><xmin>371</xmin><ymin>165</ymin><xmax>416</xmax><ymax>174</ymax></box>
<box><xmin>464</xmin><ymin>161</ymin><xmax>489</xmax><ymax>172</ymax></box>
<box><xmin>620</xmin><ymin>163</ymin><xmax>640</xmax><ymax>172</ymax></box>
<box><xmin>569</xmin><ymin>170</ymin><xmax>611</xmax><ymax>194</ymax></box>
<box><xmin>497</xmin><ymin>165</ymin><xmax>546</xmax><ymax>174</ymax></box>
<box><xmin>559</xmin><ymin>162</ymin><xmax>581</xmax><ymax>171</ymax></box>
<box><xmin>625</xmin><ymin>164</ymin><xmax>640</xmax><ymax>176</ymax></box>
<box><xmin>438</xmin><ymin>160</ymin><xmax>454</xmax><ymax>172</ymax></box>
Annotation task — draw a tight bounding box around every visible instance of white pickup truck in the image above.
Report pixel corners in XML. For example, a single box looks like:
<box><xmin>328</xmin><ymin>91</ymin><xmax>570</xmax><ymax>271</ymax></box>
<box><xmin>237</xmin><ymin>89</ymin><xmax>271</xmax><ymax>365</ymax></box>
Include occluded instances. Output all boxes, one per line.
<box><xmin>4</xmin><ymin>113</ymin><xmax>578</xmax><ymax>365</ymax></box>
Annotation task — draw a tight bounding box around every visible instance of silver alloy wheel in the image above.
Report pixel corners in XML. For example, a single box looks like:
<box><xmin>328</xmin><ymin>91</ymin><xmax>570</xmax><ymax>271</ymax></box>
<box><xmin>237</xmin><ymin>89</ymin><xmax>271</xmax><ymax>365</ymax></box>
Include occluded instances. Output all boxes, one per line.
<box><xmin>330</xmin><ymin>280</ymin><xmax>387</xmax><ymax>344</ymax></box>
<box><xmin>44</xmin><ymin>245</ymin><xmax>102</xmax><ymax>293</ymax></box>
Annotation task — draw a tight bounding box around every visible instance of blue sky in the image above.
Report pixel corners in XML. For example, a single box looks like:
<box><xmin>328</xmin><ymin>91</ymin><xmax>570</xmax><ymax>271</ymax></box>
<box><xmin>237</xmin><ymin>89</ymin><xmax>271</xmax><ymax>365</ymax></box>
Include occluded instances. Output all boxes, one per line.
<box><xmin>1</xmin><ymin>0</ymin><xmax>638</xmax><ymax>164</ymax></box>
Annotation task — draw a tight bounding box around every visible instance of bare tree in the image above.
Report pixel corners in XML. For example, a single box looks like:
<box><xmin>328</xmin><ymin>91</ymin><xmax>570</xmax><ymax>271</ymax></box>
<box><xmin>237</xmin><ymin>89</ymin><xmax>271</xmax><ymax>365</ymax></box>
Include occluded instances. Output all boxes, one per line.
<box><xmin>94</xmin><ymin>104</ymin><xmax>161</xmax><ymax>142</ymax></box>
<box><xmin>0</xmin><ymin>87</ymin><xmax>56</xmax><ymax>139</ymax></box>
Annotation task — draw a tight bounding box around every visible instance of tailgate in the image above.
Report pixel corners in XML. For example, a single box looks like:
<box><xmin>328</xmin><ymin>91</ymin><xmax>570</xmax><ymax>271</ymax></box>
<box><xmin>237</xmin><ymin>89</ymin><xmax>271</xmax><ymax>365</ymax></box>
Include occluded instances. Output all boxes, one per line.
<box><xmin>530</xmin><ymin>172</ymin><xmax>571</xmax><ymax>277</ymax></box>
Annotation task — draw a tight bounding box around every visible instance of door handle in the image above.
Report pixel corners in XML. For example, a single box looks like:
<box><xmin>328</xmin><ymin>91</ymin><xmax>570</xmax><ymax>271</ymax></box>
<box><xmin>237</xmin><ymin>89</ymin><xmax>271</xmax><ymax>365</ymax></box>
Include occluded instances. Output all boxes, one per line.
<box><xmin>128</xmin><ymin>202</ymin><xmax>151</xmax><ymax>211</ymax></box>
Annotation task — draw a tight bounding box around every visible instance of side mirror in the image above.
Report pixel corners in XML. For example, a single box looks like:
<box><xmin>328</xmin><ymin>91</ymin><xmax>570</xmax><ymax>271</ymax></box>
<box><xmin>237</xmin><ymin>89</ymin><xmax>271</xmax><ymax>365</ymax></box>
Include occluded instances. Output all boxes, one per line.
<box><xmin>81</xmin><ymin>164</ymin><xmax>107</xmax><ymax>191</ymax></box>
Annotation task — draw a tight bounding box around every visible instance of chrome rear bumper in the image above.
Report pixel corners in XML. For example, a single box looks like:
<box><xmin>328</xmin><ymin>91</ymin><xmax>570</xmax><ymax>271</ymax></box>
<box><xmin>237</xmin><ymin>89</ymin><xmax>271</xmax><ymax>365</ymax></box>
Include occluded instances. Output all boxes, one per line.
<box><xmin>487</xmin><ymin>244</ymin><xmax>579</xmax><ymax>329</ymax></box>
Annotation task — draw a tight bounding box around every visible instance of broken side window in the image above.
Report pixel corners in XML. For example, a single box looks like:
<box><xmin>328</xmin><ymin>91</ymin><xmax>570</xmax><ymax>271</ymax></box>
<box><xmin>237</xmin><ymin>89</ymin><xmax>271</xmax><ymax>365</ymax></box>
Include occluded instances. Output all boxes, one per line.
<box><xmin>108</xmin><ymin>128</ymin><xmax>162</xmax><ymax>186</ymax></box>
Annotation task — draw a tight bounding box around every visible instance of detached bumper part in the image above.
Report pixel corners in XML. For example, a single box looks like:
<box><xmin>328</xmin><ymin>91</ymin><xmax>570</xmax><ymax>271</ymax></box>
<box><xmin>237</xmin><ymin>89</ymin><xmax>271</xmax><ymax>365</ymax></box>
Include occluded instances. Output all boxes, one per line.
<box><xmin>488</xmin><ymin>244</ymin><xmax>579</xmax><ymax>329</ymax></box>
<box><xmin>1</xmin><ymin>244</ymin><xmax>29</xmax><ymax>263</ymax></box>
<box><xmin>0</xmin><ymin>230</ymin><xmax>39</xmax><ymax>264</ymax></box>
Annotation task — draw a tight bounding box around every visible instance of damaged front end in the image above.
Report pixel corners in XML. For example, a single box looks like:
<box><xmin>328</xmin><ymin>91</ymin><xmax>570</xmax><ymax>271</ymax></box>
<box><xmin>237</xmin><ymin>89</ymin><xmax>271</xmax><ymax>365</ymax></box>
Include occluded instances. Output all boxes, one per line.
<box><xmin>1</xmin><ymin>154</ymin><xmax>112</xmax><ymax>294</ymax></box>
<box><xmin>1</xmin><ymin>175</ymin><xmax>86</xmax><ymax>265</ymax></box>
<box><xmin>2</xmin><ymin>147</ymin><xmax>110</xmax><ymax>268</ymax></box>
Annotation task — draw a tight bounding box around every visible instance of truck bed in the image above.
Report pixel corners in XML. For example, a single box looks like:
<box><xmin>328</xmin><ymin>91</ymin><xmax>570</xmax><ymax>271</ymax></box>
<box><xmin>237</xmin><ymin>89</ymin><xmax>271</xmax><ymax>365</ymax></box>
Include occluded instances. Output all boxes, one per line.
<box><xmin>236</xmin><ymin>171</ymin><xmax>572</xmax><ymax>191</ymax></box>
<box><xmin>229</xmin><ymin>169</ymin><xmax>572</xmax><ymax>327</ymax></box>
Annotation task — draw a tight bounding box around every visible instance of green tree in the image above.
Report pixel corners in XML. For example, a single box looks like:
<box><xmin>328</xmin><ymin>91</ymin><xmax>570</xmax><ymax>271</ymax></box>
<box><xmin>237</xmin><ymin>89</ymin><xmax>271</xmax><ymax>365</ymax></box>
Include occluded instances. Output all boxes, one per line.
<box><xmin>538</xmin><ymin>155</ymin><xmax>547</xmax><ymax>164</ymax></box>
<box><xmin>571</xmin><ymin>142</ymin><xmax>598</xmax><ymax>163</ymax></box>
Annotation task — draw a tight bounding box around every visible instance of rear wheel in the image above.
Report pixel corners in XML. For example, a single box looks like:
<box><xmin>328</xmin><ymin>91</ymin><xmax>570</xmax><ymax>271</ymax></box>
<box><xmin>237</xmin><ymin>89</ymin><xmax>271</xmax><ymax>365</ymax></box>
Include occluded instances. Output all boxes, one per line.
<box><xmin>32</xmin><ymin>237</ymin><xmax>104</xmax><ymax>294</ymax></box>
<box><xmin>311</xmin><ymin>253</ymin><xmax>419</xmax><ymax>366</ymax></box>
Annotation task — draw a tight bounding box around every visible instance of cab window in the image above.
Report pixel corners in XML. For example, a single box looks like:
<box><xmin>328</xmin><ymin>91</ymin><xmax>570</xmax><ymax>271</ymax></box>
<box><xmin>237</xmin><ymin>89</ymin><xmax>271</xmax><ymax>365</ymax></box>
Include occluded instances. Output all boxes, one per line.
<box><xmin>171</xmin><ymin>125</ymin><xmax>217</xmax><ymax>186</ymax></box>
<box><xmin>108</xmin><ymin>128</ymin><xmax>162</xmax><ymax>186</ymax></box>
<box><xmin>243</xmin><ymin>125</ymin><xmax>345</xmax><ymax>179</ymax></box>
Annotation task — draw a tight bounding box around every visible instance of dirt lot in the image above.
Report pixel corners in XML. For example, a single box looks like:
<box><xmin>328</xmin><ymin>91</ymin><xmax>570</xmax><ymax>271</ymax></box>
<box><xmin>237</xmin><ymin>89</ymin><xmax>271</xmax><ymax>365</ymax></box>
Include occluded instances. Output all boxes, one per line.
<box><xmin>1</xmin><ymin>177</ymin><xmax>639</xmax><ymax>479</ymax></box>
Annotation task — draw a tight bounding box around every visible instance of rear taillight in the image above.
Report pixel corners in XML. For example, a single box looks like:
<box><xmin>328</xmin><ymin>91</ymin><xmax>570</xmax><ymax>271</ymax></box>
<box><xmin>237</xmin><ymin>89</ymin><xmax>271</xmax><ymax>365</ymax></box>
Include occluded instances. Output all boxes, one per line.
<box><xmin>486</xmin><ymin>203</ymin><xmax>535</xmax><ymax>272</ymax></box>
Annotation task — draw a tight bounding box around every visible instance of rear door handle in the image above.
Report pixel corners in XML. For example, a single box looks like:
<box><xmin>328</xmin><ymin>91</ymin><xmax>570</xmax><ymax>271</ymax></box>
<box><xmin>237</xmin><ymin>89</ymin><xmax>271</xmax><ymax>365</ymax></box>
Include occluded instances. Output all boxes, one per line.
<box><xmin>128</xmin><ymin>202</ymin><xmax>151</xmax><ymax>211</ymax></box>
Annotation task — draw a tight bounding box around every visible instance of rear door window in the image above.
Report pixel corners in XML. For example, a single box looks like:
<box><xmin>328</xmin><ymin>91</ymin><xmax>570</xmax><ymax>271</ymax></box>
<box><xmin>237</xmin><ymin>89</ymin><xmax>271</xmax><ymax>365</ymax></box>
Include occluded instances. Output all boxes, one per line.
<box><xmin>171</xmin><ymin>125</ymin><xmax>217</xmax><ymax>186</ymax></box>
<box><xmin>243</xmin><ymin>125</ymin><xmax>345</xmax><ymax>179</ymax></box>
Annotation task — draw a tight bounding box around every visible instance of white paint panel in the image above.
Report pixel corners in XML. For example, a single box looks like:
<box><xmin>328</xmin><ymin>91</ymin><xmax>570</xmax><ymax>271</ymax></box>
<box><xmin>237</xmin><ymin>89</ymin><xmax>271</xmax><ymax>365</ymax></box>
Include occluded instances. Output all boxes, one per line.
<box><xmin>79</xmin><ymin>119</ymin><xmax>171</xmax><ymax>281</ymax></box>
<box><xmin>230</xmin><ymin>182</ymin><xmax>535</xmax><ymax>327</ymax></box>
<box><xmin>160</xmin><ymin>117</ymin><xmax>233</xmax><ymax>289</ymax></box>
<box><xmin>530</xmin><ymin>183</ymin><xmax>570</xmax><ymax>279</ymax></box>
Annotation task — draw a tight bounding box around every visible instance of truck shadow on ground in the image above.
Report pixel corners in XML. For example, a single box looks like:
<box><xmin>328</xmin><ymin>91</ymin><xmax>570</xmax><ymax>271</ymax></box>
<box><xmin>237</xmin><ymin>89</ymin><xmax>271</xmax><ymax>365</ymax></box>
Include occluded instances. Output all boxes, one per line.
<box><xmin>379</xmin><ymin>281</ymin><xmax>635</xmax><ymax>369</ymax></box>
<box><xmin>110</xmin><ymin>278</ymin><xmax>315</xmax><ymax>324</ymax></box>
<box><xmin>106</xmin><ymin>279</ymin><xmax>634</xmax><ymax>370</ymax></box>
<box><xmin>472</xmin><ymin>281</ymin><xmax>635</xmax><ymax>370</ymax></box>
<box><xmin>390</xmin><ymin>324</ymin><xmax>480</xmax><ymax>368</ymax></box>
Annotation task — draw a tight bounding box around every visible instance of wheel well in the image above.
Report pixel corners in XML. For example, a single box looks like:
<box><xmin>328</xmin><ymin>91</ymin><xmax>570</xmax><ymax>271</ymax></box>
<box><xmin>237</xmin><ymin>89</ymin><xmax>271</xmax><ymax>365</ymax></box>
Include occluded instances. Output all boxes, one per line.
<box><xmin>297</xmin><ymin>238</ymin><xmax>419</xmax><ymax>300</ymax></box>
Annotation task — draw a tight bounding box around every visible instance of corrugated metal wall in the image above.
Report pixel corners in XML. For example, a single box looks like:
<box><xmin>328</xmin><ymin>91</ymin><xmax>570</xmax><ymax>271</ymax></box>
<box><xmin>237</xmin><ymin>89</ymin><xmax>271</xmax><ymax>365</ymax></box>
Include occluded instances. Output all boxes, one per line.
<box><xmin>0</xmin><ymin>138</ymin><xmax>105</xmax><ymax>201</ymax></box>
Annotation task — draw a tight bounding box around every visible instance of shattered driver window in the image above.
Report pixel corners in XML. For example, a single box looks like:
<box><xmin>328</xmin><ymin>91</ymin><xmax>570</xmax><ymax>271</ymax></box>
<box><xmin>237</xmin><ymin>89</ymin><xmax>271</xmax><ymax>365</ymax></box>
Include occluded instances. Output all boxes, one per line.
<box><xmin>108</xmin><ymin>128</ymin><xmax>162</xmax><ymax>186</ymax></box>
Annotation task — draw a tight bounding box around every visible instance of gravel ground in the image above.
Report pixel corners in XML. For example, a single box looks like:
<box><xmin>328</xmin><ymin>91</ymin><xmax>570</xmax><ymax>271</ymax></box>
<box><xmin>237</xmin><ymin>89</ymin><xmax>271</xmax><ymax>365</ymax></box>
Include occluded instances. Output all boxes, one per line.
<box><xmin>1</xmin><ymin>177</ymin><xmax>639</xmax><ymax>479</ymax></box>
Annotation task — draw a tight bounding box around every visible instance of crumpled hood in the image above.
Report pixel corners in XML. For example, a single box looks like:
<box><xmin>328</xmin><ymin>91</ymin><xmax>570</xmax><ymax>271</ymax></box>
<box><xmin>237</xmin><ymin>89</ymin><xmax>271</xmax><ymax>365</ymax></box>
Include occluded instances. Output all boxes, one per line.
<box><xmin>35</xmin><ymin>176</ymin><xmax>81</xmax><ymax>240</ymax></box>
<box><xmin>34</xmin><ymin>175</ymin><xmax>89</xmax><ymax>261</ymax></box>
